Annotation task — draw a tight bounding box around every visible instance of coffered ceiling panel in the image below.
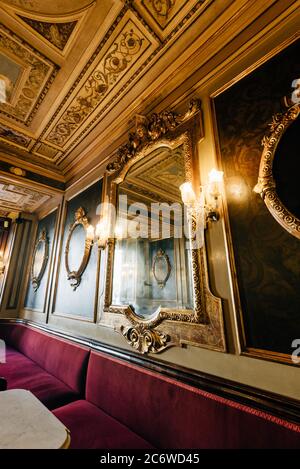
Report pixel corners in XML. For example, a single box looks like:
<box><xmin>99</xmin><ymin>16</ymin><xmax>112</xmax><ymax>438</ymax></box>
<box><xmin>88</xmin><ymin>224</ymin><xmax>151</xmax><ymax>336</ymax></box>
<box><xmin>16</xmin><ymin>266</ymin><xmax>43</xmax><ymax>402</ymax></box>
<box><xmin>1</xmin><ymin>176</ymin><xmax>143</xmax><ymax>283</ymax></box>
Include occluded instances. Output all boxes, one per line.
<box><xmin>0</xmin><ymin>24</ymin><xmax>58</xmax><ymax>124</ymax></box>
<box><xmin>0</xmin><ymin>0</ymin><xmax>296</xmax><ymax>192</ymax></box>
<box><xmin>0</xmin><ymin>179</ymin><xmax>51</xmax><ymax>213</ymax></box>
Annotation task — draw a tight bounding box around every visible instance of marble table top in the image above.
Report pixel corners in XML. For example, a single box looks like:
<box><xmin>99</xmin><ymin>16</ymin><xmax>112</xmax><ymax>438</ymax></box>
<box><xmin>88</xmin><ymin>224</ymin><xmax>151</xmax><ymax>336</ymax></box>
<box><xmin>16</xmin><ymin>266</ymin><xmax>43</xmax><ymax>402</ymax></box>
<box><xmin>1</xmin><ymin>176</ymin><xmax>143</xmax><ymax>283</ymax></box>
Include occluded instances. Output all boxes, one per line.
<box><xmin>0</xmin><ymin>389</ymin><xmax>70</xmax><ymax>449</ymax></box>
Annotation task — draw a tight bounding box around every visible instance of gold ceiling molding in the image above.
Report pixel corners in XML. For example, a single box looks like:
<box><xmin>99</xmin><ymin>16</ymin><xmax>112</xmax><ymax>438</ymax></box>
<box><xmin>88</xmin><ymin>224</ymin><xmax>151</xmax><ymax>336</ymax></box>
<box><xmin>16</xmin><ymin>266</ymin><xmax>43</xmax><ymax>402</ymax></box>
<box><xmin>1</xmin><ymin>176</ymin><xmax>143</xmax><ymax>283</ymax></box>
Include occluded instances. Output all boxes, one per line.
<box><xmin>0</xmin><ymin>25</ymin><xmax>58</xmax><ymax>125</ymax></box>
<box><xmin>17</xmin><ymin>16</ymin><xmax>77</xmax><ymax>51</ymax></box>
<box><xmin>44</xmin><ymin>13</ymin><xmax>155</xmax><ymax>149</ymax></box>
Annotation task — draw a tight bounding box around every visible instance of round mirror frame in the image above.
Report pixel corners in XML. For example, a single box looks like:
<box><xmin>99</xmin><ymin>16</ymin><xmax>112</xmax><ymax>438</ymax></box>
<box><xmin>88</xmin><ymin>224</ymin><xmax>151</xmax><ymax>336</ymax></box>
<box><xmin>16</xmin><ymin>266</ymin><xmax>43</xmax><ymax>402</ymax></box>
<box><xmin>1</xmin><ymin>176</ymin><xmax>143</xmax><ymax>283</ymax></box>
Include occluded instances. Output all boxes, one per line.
<box><xmin>31</xmin><ymin>228</ymin><xmax>49</xmax><ymax>292</ymax></box>
<box><xmin>65</xmin><ymin>207</ymin><xmax>93</xmax><ymax>291</ymax></box>
<box><xmin>255</xmin><ymin>103</ymin><xmax>300</xmax><ymax>239</ymax></box>
<box><xmin>152</xmin><ymin>249</ymin><xmax>171</xmax><ymax>288</ymax></box>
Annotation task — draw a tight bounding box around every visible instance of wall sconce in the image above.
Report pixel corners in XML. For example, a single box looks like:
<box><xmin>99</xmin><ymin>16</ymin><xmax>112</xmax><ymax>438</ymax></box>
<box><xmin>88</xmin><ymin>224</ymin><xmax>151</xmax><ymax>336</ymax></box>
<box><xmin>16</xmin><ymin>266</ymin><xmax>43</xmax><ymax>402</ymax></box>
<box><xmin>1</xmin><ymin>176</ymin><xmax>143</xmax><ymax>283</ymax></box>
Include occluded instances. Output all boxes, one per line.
<box><xmin>0</xmin><ymin>251</ymin><xmax>5</xmax><ymax>275</ymax></box>
<box><xmin>180</xmin><ymin>168</ymin><xmax>223</xmax><ymax>227</ymax></box>
<box><xmin>86</xmin><ymin>225</ymin><xmax>95</xmax><ymax>241</ymax></box>
<box><xmin>96</xmin><ymin>219</ymin><xmax>109</xmax><ymax>249</ymax></box>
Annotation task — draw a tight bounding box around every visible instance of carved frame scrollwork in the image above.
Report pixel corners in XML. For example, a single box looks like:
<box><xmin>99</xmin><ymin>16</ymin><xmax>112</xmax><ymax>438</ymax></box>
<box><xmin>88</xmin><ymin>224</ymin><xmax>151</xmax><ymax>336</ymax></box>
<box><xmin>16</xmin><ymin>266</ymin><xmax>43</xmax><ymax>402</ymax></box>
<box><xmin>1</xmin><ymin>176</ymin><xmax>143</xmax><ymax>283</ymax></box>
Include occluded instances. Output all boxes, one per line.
<box><xmin>65</xmin><ymin>207</ymin><xmax>93</xmax><ymax>291</ymax></box>
<box><xmin>255</xmin><ymin>103</ymin><xmax>300</xmax><ymax>239</ymax></box>
<box><xmin>101</xmin><ymin>100</ymin><xmax>226</xmax><ymax>354</ymax></box>
<box><xmin>31</xmin><ymin>228</ymin><xmax>49</xmax><ymax>292</ymax></box>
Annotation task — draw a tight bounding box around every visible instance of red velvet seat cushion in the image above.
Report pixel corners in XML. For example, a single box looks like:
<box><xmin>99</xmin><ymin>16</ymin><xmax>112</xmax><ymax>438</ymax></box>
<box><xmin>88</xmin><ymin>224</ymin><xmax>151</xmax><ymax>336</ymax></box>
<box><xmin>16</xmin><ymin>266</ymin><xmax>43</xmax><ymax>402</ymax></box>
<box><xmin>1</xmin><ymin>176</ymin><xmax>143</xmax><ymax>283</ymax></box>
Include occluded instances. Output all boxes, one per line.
<box><xmin>53</xmin><ymin>400</ymin><xmax>154</xmax><ymax>449</ymax></box>
<box><xmin>0</xmin><ymin>324</ymin><xmax>89</xmax><ymax>394</ymax></box>
<box><xmin>0</xmin><ymin>346</ymin><xmax>80</xmax><ymax>410</ymax></box>
<box><xmin>85</xmin><ymin>351</ymin><xmax>300</xmax><ymax>449</ymax></box>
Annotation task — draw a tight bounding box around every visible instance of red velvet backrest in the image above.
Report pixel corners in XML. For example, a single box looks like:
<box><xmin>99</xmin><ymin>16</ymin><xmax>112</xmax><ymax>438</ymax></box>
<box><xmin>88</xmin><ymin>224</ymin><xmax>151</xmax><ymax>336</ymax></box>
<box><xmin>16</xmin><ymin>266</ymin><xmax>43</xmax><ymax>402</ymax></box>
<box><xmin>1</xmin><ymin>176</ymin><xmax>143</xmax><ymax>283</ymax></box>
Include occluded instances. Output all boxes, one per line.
<box><xmin>0</xmin><ymin>324</ymin><xmax>90</xmax><ymax>394</ymax></box>
<box><xmin>86</xmin><ymin>350</ymin><xmax>300</xmax><ymax>449</ymax></box>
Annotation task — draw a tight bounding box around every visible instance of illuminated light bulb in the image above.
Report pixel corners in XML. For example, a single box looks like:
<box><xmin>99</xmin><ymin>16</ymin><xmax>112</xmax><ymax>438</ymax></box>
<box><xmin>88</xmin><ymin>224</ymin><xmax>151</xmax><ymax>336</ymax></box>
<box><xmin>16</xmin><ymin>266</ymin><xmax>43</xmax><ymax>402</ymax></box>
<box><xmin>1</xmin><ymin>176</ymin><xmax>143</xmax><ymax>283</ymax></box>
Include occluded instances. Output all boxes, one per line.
<box><xmin>96</xmin><ymin>219</ymin><xmax>109</xmax><ymax>249</ymax></box>
<box><xmin>86</xmin><ymin>225</ymin><xmax>94</xmax><ymax>240</ymax></box>
<box><xmin>179</xmin><ymin>182</ymin><xmax>197</xmax><ymax>205</ymax></box>
<box><xmin>208</xmin><ymin>169</ymin><xmax>224</xmax><ymax>184</ymax></box>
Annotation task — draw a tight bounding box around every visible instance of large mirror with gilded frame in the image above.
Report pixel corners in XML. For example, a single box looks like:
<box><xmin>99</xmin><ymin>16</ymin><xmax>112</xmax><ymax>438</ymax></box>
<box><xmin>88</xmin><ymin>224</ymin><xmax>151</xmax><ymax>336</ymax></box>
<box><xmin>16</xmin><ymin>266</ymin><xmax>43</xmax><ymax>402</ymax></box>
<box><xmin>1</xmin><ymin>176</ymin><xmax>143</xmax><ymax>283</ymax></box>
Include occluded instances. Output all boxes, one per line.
<box><xmin>255</xmin><ymin>102</ymin><xmax>300</xmax><ymax>238</ymax></box>
<box><xmin>101</xmin><ymin>101</ymin><xmax>226</xmax><ymax>354</ymax></box>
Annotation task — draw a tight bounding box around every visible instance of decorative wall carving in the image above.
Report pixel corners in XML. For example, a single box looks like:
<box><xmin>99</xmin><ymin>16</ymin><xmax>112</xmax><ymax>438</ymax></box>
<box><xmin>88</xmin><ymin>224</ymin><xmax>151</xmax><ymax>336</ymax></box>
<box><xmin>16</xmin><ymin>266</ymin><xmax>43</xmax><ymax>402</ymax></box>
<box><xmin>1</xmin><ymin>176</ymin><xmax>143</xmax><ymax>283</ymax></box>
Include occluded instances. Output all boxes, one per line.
<box><xmin>107</xmin><ymin>99</ymin><xmax>201</xmax><ymax>174</ymax></box>
<box><xmin>0</xmin><ymin>25</ymin><xmax>58</xmax><ymax>125</ymax></box>
<box><xmin>255</xmin><ymin>103</ymin><xmax>300</xmax><ymax>239</ymax></box>
<box><xmin>46</xmin><ymin>18</ymin><xmax>150</xmax><ymax>148</ymax></box>
<box><xmin>18</xmin><ymin>16</ymin><xmax>77</xmax><ymax>50</ymax></box>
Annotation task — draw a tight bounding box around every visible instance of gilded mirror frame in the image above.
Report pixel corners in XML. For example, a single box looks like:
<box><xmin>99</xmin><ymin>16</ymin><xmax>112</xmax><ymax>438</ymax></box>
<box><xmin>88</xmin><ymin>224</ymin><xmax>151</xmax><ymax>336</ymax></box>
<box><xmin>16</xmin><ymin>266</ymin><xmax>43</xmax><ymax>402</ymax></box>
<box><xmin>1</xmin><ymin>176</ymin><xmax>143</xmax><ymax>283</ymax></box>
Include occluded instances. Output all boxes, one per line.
<box><xmin>101</xmin><ymin>100</ymin><xmax>226</xmax><ymax>354</ymax></box>
<box><xmin>255</xmin><ymin>102</ymin><xmax>300</xmax><ymax>238</ymax></box>
<box><xmin>31</xmin><ymin>228</ymin><xmax>49</xmax><ymax>292</ymax></box>
<box><xmin>65</xmin><ymin>207</ymin><xmax>93</xmax><ymax>291</ymax></box>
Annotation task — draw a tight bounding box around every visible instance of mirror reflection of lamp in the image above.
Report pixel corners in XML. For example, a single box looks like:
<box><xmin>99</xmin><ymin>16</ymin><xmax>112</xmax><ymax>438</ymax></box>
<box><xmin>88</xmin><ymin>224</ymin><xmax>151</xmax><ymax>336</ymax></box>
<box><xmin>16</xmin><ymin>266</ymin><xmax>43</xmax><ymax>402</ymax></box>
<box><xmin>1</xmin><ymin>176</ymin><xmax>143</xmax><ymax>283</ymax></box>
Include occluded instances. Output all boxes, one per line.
<box><xmin>179</xmin><ymin>168</ymin><xmax>224</xmax><ymax>227</ymax></box>
<box><xmin>0</xmin><ymin>251</ymin><xmax>5</xmax><ymax>275</ymax></box>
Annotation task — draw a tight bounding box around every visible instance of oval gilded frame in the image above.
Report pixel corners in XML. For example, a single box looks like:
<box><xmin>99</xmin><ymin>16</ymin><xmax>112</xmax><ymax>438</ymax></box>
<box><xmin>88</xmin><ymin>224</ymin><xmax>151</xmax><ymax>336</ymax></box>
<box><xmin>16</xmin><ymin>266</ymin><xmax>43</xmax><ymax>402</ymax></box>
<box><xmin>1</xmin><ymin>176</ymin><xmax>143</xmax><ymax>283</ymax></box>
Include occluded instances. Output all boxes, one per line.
<box><xmin>65</xmin><ymin>207</ymin><xmax>93</xmax><ymax>291</ymax></box>
<box><xmin>31</xmin><ymin>228</ymin><xmax>49</xmax><ymax>292</ymax></box>
<box><xmin>255</xmin><ymin>103</ymin><xmax>300</xmax><ymax>239</ymax></box>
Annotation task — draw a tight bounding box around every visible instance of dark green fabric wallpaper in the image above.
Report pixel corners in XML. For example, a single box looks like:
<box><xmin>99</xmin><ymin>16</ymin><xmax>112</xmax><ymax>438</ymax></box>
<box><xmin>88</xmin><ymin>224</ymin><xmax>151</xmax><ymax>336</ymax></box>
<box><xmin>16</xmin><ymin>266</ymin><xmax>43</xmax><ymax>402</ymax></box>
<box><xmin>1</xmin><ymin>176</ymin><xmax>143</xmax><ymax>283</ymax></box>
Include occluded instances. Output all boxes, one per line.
<box><xmin>215</xmin><ymin>39</ymin><xmax>300</xmax><ymax>354</ymax></box>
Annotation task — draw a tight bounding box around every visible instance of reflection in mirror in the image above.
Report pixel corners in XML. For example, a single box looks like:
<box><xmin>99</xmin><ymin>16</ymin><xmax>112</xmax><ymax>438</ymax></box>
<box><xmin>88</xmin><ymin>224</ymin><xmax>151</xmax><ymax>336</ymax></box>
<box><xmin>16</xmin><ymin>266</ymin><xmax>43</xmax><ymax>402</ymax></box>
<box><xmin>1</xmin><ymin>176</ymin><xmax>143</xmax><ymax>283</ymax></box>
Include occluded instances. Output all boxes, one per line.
<box><xmin>273</xmin><ymin>116</ymin><xmax>300</xmax><ymax>219</ymax></box>
<box><xmin>112</xmin><ymin>146</ymin><xmax>193</xmax><ymax>318</ymax></box>
<box><xmin>67</xmin><ymin>223</ymin><xmax>86</xmax><ymax>273</ymax></box>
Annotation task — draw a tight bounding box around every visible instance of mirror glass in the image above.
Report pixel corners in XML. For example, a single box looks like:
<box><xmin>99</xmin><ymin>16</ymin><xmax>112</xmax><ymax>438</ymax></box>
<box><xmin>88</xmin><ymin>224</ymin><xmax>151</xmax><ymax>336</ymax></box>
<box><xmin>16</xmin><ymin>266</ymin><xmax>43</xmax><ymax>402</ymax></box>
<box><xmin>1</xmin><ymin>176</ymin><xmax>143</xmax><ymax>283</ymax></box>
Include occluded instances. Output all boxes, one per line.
<box><xmin>112</xmin><ymin>145</ymin><xmax>193</xmax><ymax>318</ymax></box>
<box><xmin>32</xmin><ymin>240</ymin><xmax>46</xmax><ymax>278</ymax></box>
<box><xmin>67</xmin><ymin>223</ymin><xmax>86</xmax><ymax>272</ymax></box>
<box><xmin>273</xmin><ymin>116</ymin><xmax>300</xmax><ymax>220</ymax></box>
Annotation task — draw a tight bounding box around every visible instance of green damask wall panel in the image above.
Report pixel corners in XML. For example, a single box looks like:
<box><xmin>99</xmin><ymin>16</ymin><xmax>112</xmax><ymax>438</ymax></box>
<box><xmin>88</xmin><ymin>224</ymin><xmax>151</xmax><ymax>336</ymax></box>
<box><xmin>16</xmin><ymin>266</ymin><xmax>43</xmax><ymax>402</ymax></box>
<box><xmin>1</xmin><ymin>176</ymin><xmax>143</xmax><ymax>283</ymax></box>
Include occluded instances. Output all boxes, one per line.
<box><xmin>215</xmin><ymin>39</ymin><xmax>300</xmax><ymax>355</ymax></box>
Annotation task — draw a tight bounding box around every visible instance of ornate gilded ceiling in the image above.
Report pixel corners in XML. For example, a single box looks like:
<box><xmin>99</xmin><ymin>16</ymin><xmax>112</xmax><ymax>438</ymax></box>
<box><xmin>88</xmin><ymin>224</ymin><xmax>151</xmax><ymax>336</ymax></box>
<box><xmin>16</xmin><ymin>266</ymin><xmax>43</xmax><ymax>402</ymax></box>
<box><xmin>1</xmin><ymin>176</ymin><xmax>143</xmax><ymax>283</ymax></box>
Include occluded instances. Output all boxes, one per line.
<box><xmin>0</xmin><ymin>0</ymin><xmax>298</xmax><ymax>195</ymax></box>
<box><xmin>0</xmin><ymin>179</ymin><xmax>51</xmax><ymax>213</ymax></box>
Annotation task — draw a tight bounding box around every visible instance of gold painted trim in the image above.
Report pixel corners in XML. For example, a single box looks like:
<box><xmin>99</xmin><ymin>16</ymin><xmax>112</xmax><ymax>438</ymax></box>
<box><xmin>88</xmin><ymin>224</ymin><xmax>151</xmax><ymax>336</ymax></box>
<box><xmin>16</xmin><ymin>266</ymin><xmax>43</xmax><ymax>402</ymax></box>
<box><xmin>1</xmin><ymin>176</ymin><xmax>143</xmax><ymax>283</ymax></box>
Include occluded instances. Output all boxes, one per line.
<box><xmin>255</xmin><ymin>103</ymin><xmax>300</xmax><ymax>239</ymax></box>
<box><xmin>64</xmin><ymin>207</ymin><xmax>93</xmax><ymax>290</ymax></box>
<box><xmin>31</xmin><ymin>228</ymin><xmax>49</xmax><ymax>292</ymax></box>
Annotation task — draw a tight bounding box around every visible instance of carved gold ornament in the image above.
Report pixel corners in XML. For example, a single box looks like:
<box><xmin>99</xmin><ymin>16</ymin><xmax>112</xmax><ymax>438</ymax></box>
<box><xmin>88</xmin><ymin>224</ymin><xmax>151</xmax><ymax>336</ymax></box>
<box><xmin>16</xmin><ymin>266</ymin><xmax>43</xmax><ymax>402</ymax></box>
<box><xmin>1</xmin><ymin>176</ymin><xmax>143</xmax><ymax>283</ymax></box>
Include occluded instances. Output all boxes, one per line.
<box><xmin>31</xmin><ymin>229</ymin><xmax>49</xmax><ymax>292</ymax></box>
<box><xmin>254</xmin><ymin>103</ymin><xmax>300</xmax><ymax>239</ymax></box>
<box><xmin>65</xmin><ymin>207</ymin><xmax>93</xmax><ymax>291</ymax></box>
<box><xmin>103</xmin><ymin>100</ymin><xmax>226</xmax><ymax>354</ymax></box>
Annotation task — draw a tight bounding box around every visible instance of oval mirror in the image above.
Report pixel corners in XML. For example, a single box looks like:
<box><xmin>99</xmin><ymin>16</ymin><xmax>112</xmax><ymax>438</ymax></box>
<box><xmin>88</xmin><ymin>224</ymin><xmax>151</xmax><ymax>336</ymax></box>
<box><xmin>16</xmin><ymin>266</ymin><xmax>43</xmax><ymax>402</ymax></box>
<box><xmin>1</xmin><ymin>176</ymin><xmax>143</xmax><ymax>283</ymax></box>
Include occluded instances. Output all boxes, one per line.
<box><xmin>65</xmin><ymin>207</ymin><xmax>93</xmax><ymax>290</ymax></box>
<box><xmin>31</xmin><ymin>229</ymin><xmax>49</xmax><ymax>292</ymax></box>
